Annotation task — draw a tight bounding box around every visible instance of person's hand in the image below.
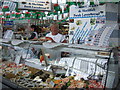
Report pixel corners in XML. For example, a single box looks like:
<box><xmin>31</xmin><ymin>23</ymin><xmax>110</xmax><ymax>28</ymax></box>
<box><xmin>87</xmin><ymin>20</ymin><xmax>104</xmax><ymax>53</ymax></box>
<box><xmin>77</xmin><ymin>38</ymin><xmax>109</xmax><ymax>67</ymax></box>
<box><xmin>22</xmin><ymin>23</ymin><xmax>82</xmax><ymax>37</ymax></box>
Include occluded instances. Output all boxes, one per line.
<box><xmin>39</xmin><ymin>37</ymin><xmax>47</xmax><ymax>41</ymax></box>
<box><xmin>46</xmin><ymin>37</ymin><xmax>53</xmax><ymax>41</ymax></box>
<box><xmin>39</xmin><ymin>37</ymin><xmax>56</xmax><ymax>42</ymax></box>
<box><xmin>46</xmin><ymin>37</ymin><xmax>55</xmax><ymax>42</ymax></box>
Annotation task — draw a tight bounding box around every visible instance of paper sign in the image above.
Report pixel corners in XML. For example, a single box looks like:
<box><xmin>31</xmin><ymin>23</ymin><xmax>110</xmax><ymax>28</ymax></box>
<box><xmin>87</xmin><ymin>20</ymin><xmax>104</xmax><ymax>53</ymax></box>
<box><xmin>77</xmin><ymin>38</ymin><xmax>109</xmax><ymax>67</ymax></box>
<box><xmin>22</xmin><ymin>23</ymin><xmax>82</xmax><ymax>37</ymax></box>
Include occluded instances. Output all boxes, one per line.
<box><xmin>18</xmin><ymin>0</ymin><xmax>51</xmax><ymax>11</ymax></box>
<box><xmin>3</xmin><ymin>30</ymin><xmax>13</xmax><ymax>39</ymax></box>
<box><xmin>49</xmin><ymin>81</ymin><xmax>55</xmax><ymax>87</ymax></box>
<box><xmin>69</xmin><ymin>5</ymin><xmax>106</xmax><ymax>44</ymax></box>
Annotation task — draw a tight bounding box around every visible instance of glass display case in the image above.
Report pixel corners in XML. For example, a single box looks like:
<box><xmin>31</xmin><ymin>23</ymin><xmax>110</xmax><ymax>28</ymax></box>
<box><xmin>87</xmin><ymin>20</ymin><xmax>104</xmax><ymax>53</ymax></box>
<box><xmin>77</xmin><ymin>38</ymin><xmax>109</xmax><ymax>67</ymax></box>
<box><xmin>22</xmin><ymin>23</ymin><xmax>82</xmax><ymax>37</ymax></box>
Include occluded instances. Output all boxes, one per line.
<box><xmin>0</xmin><ymin>39</ymin><xmax>119</xmax><ymax>89</ymax></box>
<box><xmin>42</xmin><ymin>42</ymin><xmax>119</xmax><ymax>88</ymax></box>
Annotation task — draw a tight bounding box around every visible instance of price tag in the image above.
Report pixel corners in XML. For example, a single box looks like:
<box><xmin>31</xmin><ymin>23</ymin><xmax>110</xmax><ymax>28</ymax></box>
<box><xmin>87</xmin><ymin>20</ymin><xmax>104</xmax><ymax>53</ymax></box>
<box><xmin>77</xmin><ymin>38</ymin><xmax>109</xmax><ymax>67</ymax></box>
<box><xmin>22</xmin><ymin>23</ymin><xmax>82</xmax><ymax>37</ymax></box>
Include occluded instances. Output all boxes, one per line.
<box><xmin>74</xmin><ymin>74</ymin><xmax>82</xmax><ymax>80</ymax></box>
<box><xmin>14</xmin><ymin>54</ymin><xmax>22</xmax><ymax>65</ymax></box>
<box><xmin>49</xmin><ymin>81</ymin><xmax>55</xmax><ymax>87</ymax></box>
<box><xmin>65</xmin><ymin>67</ymin><xmax>70</xmax><ymax>76</ymax></box>
<box><xmin>54</xmin><ymin>77</ymin><xmax>60</xmax><ymax>80</ymax></box>
<box><xmin>46</xmin><ymin>65</ymin><xmax>51</xmax><ymax>71</ymax></box>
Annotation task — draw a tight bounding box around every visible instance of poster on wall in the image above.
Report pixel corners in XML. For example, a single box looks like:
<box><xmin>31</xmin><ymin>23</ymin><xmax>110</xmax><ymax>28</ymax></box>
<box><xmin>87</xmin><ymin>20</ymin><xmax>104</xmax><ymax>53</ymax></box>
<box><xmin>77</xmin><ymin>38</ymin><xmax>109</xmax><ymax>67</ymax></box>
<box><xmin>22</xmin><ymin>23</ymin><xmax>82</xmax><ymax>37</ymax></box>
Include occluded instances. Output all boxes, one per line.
<box><xmin>69</xmin><ymin>5</ymin><xmax>106</xmax><ymax>45</ymax></box>
<box><xmin>2</xmin><ymin>1</ymin><xmax>17</xmax><ymax>12</ymax></box>
<box><xmin>18</xmin><ymin>0</ymin><xmax>51</xmax><ymax>11</ymax></box>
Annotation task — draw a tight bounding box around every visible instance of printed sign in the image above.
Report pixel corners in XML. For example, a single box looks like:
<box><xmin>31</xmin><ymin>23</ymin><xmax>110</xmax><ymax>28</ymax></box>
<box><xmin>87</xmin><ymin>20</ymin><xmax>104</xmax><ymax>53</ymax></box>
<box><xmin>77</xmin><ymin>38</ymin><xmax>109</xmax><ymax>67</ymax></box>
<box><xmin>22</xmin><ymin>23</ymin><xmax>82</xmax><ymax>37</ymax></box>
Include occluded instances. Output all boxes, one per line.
<box><xmin>18</xmin><ymin>0</ymin><xmax>51</xmax><ymax>11</ymax></box>
<box><xmin>3</xmin><ymin>30</ymin><xmax>13</xmax><ymax>39</ymax></box>
<box><xmin>4</xmin><ymin>21</ymin><xmax>14</xmax><ymax>25</ymax></box>
<box><xmin>69</xmin><ymin>5</ymin><xmax>106</xmax><ymax>44</ymax></box>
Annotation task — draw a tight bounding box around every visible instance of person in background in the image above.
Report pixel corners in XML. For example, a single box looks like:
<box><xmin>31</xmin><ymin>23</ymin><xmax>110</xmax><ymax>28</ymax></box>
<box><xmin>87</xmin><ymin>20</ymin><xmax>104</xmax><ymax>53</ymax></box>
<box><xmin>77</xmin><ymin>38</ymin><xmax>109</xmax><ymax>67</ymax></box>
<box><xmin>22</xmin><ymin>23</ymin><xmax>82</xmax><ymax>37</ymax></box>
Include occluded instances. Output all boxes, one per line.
<box><xmin>28</xmin><ymin>25</ymin><xmax>38</xmax><ymax>40</ymax></box>
<box><xmin>45</xmin><ymin>23</ymin><xmax>66</xmax><ymax>43</ymax></box>
<box><xmin>36</xmin><ymin>26</ymin><xmax>43</xmax><ymax>37</ymax></box>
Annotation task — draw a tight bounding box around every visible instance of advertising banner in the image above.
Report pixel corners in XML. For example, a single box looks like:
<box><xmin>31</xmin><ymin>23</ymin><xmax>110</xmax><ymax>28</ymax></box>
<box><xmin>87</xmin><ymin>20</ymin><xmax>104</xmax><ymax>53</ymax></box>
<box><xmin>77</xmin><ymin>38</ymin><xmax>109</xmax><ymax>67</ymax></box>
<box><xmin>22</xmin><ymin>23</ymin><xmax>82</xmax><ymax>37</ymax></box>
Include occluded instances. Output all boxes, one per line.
<box><xmin>69</xmin><ymin>5</ymin><xmax>106</xmax><ymax>45</ymax></box>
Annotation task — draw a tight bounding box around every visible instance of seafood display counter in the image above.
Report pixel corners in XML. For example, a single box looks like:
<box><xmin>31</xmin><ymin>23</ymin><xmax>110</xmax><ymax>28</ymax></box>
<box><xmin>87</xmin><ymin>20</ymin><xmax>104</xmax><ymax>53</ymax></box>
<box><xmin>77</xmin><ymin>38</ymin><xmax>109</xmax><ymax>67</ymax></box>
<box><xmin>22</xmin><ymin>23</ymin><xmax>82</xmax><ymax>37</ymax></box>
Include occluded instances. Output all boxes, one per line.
<box><xmin>1</xmin><ymin>61</ymin><xmax>105</xmax><ymax>89</ymax></box>
<box><xmin>1</xmin><ymin>61</ymin><xmax>54</xmax><ymax>89</ymax></box>
<box><xmin>0</xmin><ymin>39</ymin><xmax>119</xmax><ymax>89</ymax></box>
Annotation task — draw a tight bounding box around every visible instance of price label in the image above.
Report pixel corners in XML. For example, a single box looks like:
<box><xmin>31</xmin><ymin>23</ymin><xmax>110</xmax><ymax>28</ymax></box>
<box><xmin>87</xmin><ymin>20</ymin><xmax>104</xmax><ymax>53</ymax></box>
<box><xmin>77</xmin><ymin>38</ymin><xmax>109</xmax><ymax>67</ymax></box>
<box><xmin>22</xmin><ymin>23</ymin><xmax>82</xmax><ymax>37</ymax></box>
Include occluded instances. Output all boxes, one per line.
<box><xmin>14</xmin><ymin>54</ymin><xmax>22</xmax><ymax>65</ymax></box>
<box><xmin>49</xmin><ymin>81</ymin><xmax>55</xmax><ymax>87</ymax></box>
